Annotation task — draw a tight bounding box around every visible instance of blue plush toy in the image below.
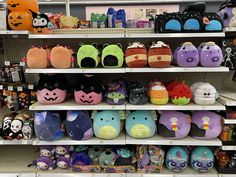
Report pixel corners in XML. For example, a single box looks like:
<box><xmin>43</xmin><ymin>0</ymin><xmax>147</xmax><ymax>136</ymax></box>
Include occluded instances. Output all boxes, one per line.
<box><xmin>65</xmin><ymin>111</ymin><xmax>93</xmax><ymax>141</ymax></box>
<box><xmin>125</xmin><ymin>111</ymin><xmax>157</xmax><ymax>139</ymax></box>
<box><xmin>92</xmin><ymin>110</ymin><xmax>125</xmax><ymax>140</ymax></box>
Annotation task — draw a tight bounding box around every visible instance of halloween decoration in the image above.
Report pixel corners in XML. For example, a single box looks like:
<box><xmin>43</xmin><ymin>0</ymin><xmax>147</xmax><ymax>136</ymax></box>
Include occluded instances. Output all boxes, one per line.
<box><xmin>77</xmin><ymin>44</ymin><xmax>100</xmax><ymax>68</ymax></box>
<box><xmin>50</xmin><ymin>46</ymin><xmax>74</xmax><ymax>69</ymax></box>
<box><xmin>72</xmin><ymin>152</ymin><xmax>92</xmax><ymax>166</ymax></box>
<box><xmin>127</xmin><ymin>81</ymin><xmax>148</xmax><ymax>105</ymax></box>
<box><xmin>174</xmin><ymin>42</ymin><xmax>199</xmax><ymax>67</ymax></box>
<box><xmin>22</xmin><ymin>120</ymin><xmax>34</xmax><ymax>140</ymax></box>
<box><xmin>6</xmin><ymin>0</ymin><xmax>39</xmax><ymax>13</ymax></box>
<box><xmin>57</xmin><ymin>156</ymin><xmax>72</xmax><ymax>169</ymax></box>
<box><xmin>59</xmin><ymin>15</ymin><xmax>78</xmax><ymax>29</ymax></box>
<box><xmin>115</xmin><ymin>148</ymin><xmax>133</xmax><ymax>166</ymax></box>
<box><xmin>32</xmin><ymin>13</ymin><xmax>53</xmax><ymax>34</ymax></box>
<box><xmin>106</xmin><ymin>80</ymin><xmax>126</xmax><ymax>105</ymax></box>
<box><xmin>102</xmin><ymin>44</ymin><xmax>124</xmax><ymax>68</ymax></box>
<box><xmin>125</xmin><ymin>111</ymin><xmax>157</xmax><ymax>139</ymax></box>
<box><xmin>148</xmin><ymin>41</ymin><xmax>172</xmax><ymax>68</ymax></box>
<box><xmin>92</xmin><ymin>110</ymin><xmax>125</xmax><ymax>139</ymax></box>
<box><xmin>166</xmin><ymin>146</ymin><xmax>189</xmax><ymax>173</ymax></box>
<box><xmin>99</xmin><ymin>149</ymin><xmax>116</xmax><ymax>167</ymax></box>
<box><xmin>158</xmin><ymin>111</ymin><xmax>191</xmax><ymax>139</ymax></box>
<box><xmin>74</xmin><ymin>75</ymin><xmax>103</xmax><ymax>105</ymax></box>
<box><xmin>204</xmin><ymin>13</ymin><xmax>223</xmax><ymax>32</ymax></box>
<box><xmin>7</xmin><ymin>115</ymin><xmax>25</xmax><ymax>140</ymax></box>
<box><xmin>8</xmin><ymin>11</ymin><xmax>33</xmax><ymax>30</ymax></box>
<box><xmin>191</xmin><ymin>147</ymin><xmax>214</xmax><ymax>173</ymax></box>
<box><xmin>34</xmin><ymin>111</ymin><xmax>65</xmax><ymax>141</ymax></box>
<box><xmin>216</xmin><ymin>151</ymin><xmax>230</xmax><ymax>169</ymax></box>
<box><xmin>190</xmin><ymin>111</ymin><xmax>223</xmax><ymax>140</ymax></box>
<box><xmin>36</xmin><ymin>74</ymin><xmax>68</xmax><ymax>105</ymax></box>
<box><xmin>125</xmin><ymin>42</ymin><xmax>147</xmax><ymax>68</ymax></box>
<box><xmin>37</xmin><ymin>157</ymin><xmax>56</xmax><ymax>170</ymax></box>
<box><xmin>218</xmin><ymin>1</ymin><xmax>236</xmax><ymax>28</ymax></box>
<box><xmin>88</xmin><ymin>146</ymin><xmax>104</xmax><ymax>164</ymax></box>
<box><xmin>40</xmin><ymin>145</ymin><xmax>55</xmax><ymax>158</ymax></box>
<box><xmin>1</xmin><ymin>113</ymin><xmax>16</xmax><ymax>139</ymax></box>
<box><xmin>55</xmin><ymin>145</ymin><xmax>71</xmax><ymax>158</ymax></box>
<box><xmin>65</xmin><ymin>111</ymin><xmax>93</xmax><ymax>140</ymax></box>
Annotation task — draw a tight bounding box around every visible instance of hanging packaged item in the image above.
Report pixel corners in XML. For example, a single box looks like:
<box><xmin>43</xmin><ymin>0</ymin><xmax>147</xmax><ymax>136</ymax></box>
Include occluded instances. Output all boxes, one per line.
<box><xmin>91</xmin><ymin>13</ymin><xmax>107</xmax><ymax>28</ymax></box>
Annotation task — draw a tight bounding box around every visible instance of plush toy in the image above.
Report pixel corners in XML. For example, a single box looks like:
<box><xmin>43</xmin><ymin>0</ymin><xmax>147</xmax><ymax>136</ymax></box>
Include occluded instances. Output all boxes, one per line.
<box><xmin>115</xmin><ymin>148</ymin><xmax>133</xmax><ymax>166</ymax></box>
<box><xmin>32</xmin><ymin>13</ymin><xmax>53</xmax><ymax>34</ymax></box>
<box><xmin>99</xmin><ymin>149</ymin><xmax>116</xmax><ymax>167</ymax></box>
<box><xmin>174</xmin><ymin>42</ymin><xmax>199</xmax><ymax>67</ymax></box>
<box><xmin>148</xmin><ymin>80</ymin><xmax>169</xmax><ymax>105</ymax></box>
<box><xmin>198</xmin><ymin>42</ymin><xmax>223</xmax><ymax>67</ymax></box>
<box><xmin>127</xmin><ymin>81</ymin><xmax>148</xmax><ymax>105</ymax></box>
<box><xmin>191</xmin><ymin>147</ymin><xmax>214</xmax><ymax>173</ymax></box>
<box><xmin>8</xmin><ymin>11</ymin><xmax>33</xmax><ymax>30</ymax></box>
<box><xmin>148</xmin><ymin>41</ymin><xmax>172</xmax><ymax>68</ymax></box>
<box><xmin>106</xmin><ymin>80</ymin><xmax>126</xmax><ymax>105</ymax></box>
<box><xmin>36</xmin><ymin>74</ymin><xmax>68</xmax><ymax>105</ymax></box>
<box><xmin>216</xmin><ymin>151</ymin><xmax>230</xmax><ymax>168</ymax></box>
<box><xmin>59</xmin><ymin>15</ymin><xmax>78</xmax><ymax>29</ymax></box>
<box><xmin>204</xmin><ymin>13</ymin><xmax>223</xmax><ymax>32</ymax></box>
<box><xmin>190</xmin><ymin>111</ymin><xmax>223</xmax><ymax>140</ymax></box>
<box><xmin>57</xmin><ymin>156</ymin><xmax>72</xmax><ymax>169</ymax></box>
<box><xmin>182</xmin><ymin>9</ymin><xmax>203</xmax><ymax>32</ymax></box>
<box><xmin>74</xmin><ymin>75</ymin><xmax>103</xmax><ymax>105</ymax></box>
<box><xmin>158</xmin><ymin>111</ymin><xmax>191</xmax><ymax>139</ymax></box>
<box><xmin>40</xmin><ymin>145</ymin><xmax>55</xmax><ymax>158</ymax></box>
<box><xmin>102</xmin><ymin>44</ymin><xmax>124</xmax><ymax>68</ymax></box>
<box><xmin>7</xmin><ymin>115</ymin><xmax>25</xmax><ymax>140</ymax></box>
<box><xmin>65</xmin><ymin>111</ymin><xmax>93</xmax><ymax>140</ymax></box>
<box><xmin>125</xmin><ymin>111</ymin><xmax>157</xmax><ymax>139</ymax></box>
<box><xmin>6</xmin><ymin>0</ymin><xmax>39</xmax><ymax>12</ymax></box>
<box><xmin>190</xmin><ymin>82</ymin><xmax>218</xmax><ymax>105</ymax></box>
<box><xmin>34</xmin><ymin>111</ymin><xmax>65</xmax><ymax>141</ymax></box>
<box><xmin>37</xmin><ymin>157</ymin><xmax>56</xmax><ymax>170</ymax></box>
<box><xmin>77</xmin><ymin>44</ymin><xmax>100</xmax><ymax>68</ymax></box>
<box><xmin>88</xmin><ymin>146</ymin><xmax>104</xmax><ymax>164</ymax></box>
<box><xmin>1</xmin><ymin>113</ymin><xmax>17</xmax><ymax>139</ymax></box>
<box><xmin>50</xmin><ymin>45</ymin><xmax>74</xmax><ymax>69</ymax></box>
<box><xmin>92</xmin><ymin>110</ymin><xmax>125</xmax><ymax>139</ymax></box>
<box><xmin>72</xmin><ymin>152</ymin><xmax>92</xmax><ymax>166</ymax></box>
<box><xmin>22</xmin><ymin>120</ymin><xmax>34</xmax><ymax>140</ymax></box>
<box><xmin>125</xmin><ymin>42</ymin><xmax>147</xmax><ymax>68</ymax></box>
<box><xmin>166</xmin><ymin>146</ymin><xmax>189</xmax><ymax>173</ymax></box>
<box><xmin>166</xmin><ymin>81</ymin><xmax>192</xmax><ymax>105</ymax></box>
<box><xmin>219</xmin><ymin>2</ymin><xmax>236</xmax><ymax>27</ymax></box>
<box><xmin>55</xmin><ymin>145</ymin><xmax>71</xmax><ymax>158</ymax></box>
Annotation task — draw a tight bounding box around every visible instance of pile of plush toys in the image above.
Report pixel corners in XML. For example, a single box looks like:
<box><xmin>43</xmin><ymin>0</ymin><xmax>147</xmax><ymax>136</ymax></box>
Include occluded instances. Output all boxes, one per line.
<box><xmin>33</xmin><ymin>109</ymin><xmax>223</xmax><ymax>141</ymax></box>
<box><xmin>35</xmin><ymin>145</ymin><xmax>216</xmax><ymax>174</ymax></box>
<box><xmin>24</xmin><ymin>41</ymin><xmax>223</xmax><ymax>69</ymax></box>
<box><xmin>0</xmin><ymin>112</ymin><xmax>34</xmax><ymax>140</ymax></box>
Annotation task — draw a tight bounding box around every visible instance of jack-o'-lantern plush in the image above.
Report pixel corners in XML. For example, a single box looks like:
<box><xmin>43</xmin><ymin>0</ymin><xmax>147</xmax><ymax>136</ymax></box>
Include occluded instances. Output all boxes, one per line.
<box><xmin>36</xmin><ymin>74</ymin><xmax>68</xmax><ymax>105</ymax></box>
<box><xmin>8</xmin><ymin>11</ymin><xmax>32</xmax><ymax>30</ymax></box>
<box><xmin>6</xmin><ymin>0</ymin><xmax>39</xmax><ymax>13</ymax></box>
<box><xmin>33</xmin><ymin>13</ymin><xmax>53</xmax><ymax>34</ymax></box>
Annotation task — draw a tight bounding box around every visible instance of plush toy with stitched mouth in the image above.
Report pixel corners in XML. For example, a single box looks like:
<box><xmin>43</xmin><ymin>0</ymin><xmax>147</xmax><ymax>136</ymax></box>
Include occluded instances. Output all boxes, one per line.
<box><xmin>102</xmin><ymin>44</ymin><xmax>124</xmax><ymax>68</ymax></box>
<box><xmin>74</xmin><ymin>75</ymin><xmax>104</xmax><ymax>105</ymax></box>
<box><xmin>32</xmin><ymin>13</ymin><xmax>53</xmax><ymax>34</ymax></box>
<box><xmin>8</xmin><ymin>11</ymin><xmax>33</xmax><ymax>31</ymax></box>
<box><xmin>6</xmin><ymin>0</ymin><xmax>39</xmax><ymax>12</ymax></box>
<box><xmin>36</xmin><ymin>74</ymin><xmax>68</xmax><ymax>105</ymax></box>
<box><xmin>77</xmin><ymin>44</ymin><xmax>100</xmax><ymax>68</ymax></box>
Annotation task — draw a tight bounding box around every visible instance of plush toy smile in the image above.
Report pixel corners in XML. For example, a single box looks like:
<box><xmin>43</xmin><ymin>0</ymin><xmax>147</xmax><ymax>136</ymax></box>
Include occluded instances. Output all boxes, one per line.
<box><xmin>131</xmin><ymin>124</ymin><xmax>150</xmax><ymax>138</ymax></box>
<box><xmin>10</xmin><ymin>3</ymin><xmax>20</xmax><ymax>7</ymax></box>
<box><xmin>12</xmin><ymin>22</ymin><xmax>22</xmax><ymax>26</ymax></box>
<box><xmin>98</xmin><ymin>126</ymin><xmax>117</xmax><ymax>139</ymax></box>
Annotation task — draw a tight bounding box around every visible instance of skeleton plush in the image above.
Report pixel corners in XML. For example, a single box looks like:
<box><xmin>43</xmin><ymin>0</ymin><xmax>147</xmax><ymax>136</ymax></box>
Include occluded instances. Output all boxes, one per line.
<box><xmin>7</xmin><ymin>117</ymin><xmax>24</xmax><ymax>140</ymax></box>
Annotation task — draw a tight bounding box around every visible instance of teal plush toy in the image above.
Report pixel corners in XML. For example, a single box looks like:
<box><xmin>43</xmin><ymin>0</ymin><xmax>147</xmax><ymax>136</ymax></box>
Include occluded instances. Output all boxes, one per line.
<box><xmin>125</xmin><ymin>111</ymin><xmax>157</xmax><ymax>139</ymax></box>
<box><xmin>92</xmin><ymin>110</ymin><xmax>125</xmax><ymax>139</ymax></box>
<box><xmin>102</xmin><ymin>44</ymin><xmax>124</xmax><ymax>68</ymax></box>
<box><xmin>77</xmin><ymin>44</ymin><xmax>100</xmax><ymax>68</ymax></box>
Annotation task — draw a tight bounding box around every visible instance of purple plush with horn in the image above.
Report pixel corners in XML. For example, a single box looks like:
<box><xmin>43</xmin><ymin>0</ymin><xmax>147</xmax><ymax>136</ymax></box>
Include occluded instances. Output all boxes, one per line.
<box><xmin>198</xmin><ymin>42</ymin><xmax>223</xmax><ymax>67</ymax></box>
<box><xmin>173</xmin><ymin>42</ymin><xmax>199</xmax><ymax>67</ymax></box>
<box><xmin>57</xmin><ymin>156</ymin><xmax>72</xmax><ymax>169</ymax></box>
<box><xmin>37</xmin><ymin>157</ymin><xmax>56</xmax><ymax>170</ymax></box>
<box><xmin>190</xmin><ymin>111</ymin><xmax>223</xmax><ymax>140</ymax></box>
<box><xmin>158</xmin><ymin>111</ymin><xmax>191</xmax><ymax>140</ymax></box>
<box><xmin>40</xmin><ymin>145</ymin><xmax>55</xmax><ymax>158</ymax></box>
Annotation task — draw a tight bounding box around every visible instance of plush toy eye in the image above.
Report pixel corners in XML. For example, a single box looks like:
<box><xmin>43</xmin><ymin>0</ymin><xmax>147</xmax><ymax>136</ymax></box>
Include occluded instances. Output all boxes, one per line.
<box><xmin>69</xmin><ymin>132</ymin><xmax>73</xmax><ymax>137</ymax></box>
<box><xmin>100</xmin><ymin>118</ymin><xmax>103</xmax><ymax>121</ymax></box>
<box><xmin>91</xmin><ymin>86</ymin><xmax>94</xmax><ymax>90</ymax></box>
<box><xmin>169</xmin><ymin>161</ymin><xmax>176</xmax><ymax>167</ymax></box>
<box><xmin>207</xmin><ymin>162</ymin><xmax>213</xmax><ymax>168</ymax></box>
<box><xmin>208</xmin><ymin>93</ymin><xmax>211</xmax><ymax>96</ymax></box>
<box><xmin>55</xmin><ymin>83</ymin><xmax>58</xmax><ymax>87</ymax></box>
<box><xmin>195</xmin><ymin>161</ymin><xmax>202</xmax><ymax>168</ymax></box>
<box><xmin>182</xmin><ymin>47</ymin><xmax>185</xmax><ymax>50</ymax></box>
<box><xmin>17</xmin><ymin>16</ymin><xmax>22</xmax><ymax>19</ymax></box>
<box><xmin>112</xmin><ymin>118</ymin><xmax>114</xmax><ymax>120</ymax></box>
<box><xmin>181</xmin><ymin>162</ymin><xmax>187</xmax><ymax>168</ymax></box>
<box><xmin>144</xmin><ymin>117</ymin><xmax>148</xmax><ymax>120</ymax></box>
<box><xmin>9</xmin><ymin>16</ymin><xmax>13</xmax><ymax>19</ymax></box>
<box><xmin>132</xmin><ymin>117</ymin><xmax>135</xmax><ymax>120</ymax></box>
<box><xmin>53</xmin><ymin>92</ymin><xmax>56</xmax><ymax>95</ymax></box>
<box><xmin>207</xmin><ymin>46</ymin><xmax>210</xmax><ymax>50</ymax></box>
<box><xmin>204</xmin><ymin>93</ymin><xmax>207</xmax><ymax>96</ymax></box>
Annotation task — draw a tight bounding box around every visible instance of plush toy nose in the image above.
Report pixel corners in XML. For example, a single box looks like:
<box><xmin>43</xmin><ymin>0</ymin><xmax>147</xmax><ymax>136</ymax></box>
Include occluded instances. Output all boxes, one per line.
<box><xmin>211</xmin><ymin>57</ymin><xmax>219</xmax><ymax>62</ymax></box>
<box><xmin>186</xmin><ymin>57</ymin><xmax>194</xmax><ymax>63</ymax></box>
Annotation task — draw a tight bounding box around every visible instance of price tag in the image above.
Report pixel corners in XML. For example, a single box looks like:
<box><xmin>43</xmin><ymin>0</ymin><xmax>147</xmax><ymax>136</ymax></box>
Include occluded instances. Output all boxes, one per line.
<box><xmin>17</xmin><ymin>86</ymin><xmax>23</xmax><ymax>92</ymax></box>
<box><xmin>28</xmin><ymin>85</ymin><xmax>34</xmax><ymax>90</ymax></box>
<box><xmin>20</xmin><ymin>62</ymin><xmax>25</xmax><ymax>67</ymax></box>
<box><xmin>21</xmin><ymin>140</ymin><xmax>28</xmax><ymax>144</ymax></box>
<box><xmin>0</xmin><ymin>85</ymin><xmax>3</xmax><ymax>90</ymax></box>
<box><xmin>4</xmin><ymin>61</ymin><xmax>10</xmax><ymax>66</ymax></box>
<box><xmin>8</xmin><ymin>86</ymin><xmax>13</xmax><ymax>91</ymax></box>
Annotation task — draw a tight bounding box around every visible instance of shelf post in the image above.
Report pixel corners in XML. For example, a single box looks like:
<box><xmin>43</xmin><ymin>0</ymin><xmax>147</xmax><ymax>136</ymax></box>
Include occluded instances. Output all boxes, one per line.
<box><xmin>65</xmin><ymin>0</ymin><xmax>70</xmax><ymax>17</ymax></box>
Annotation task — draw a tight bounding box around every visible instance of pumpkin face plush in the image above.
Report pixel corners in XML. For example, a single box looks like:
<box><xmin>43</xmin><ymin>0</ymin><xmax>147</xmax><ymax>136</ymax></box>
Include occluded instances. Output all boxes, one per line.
<box><xmin>6</xmin><ymin>0</ymin><xmax>39</xmax><ymax>12</ymax></box>
<box><xmin>37</xmin><ymin>74</ymin><xmax>68</xmax><ymax>105</ymax></box>
<box><xmin>8</xmin><ymin>11</ymin><xmax>32</xmax><ymax>30</ymax></box>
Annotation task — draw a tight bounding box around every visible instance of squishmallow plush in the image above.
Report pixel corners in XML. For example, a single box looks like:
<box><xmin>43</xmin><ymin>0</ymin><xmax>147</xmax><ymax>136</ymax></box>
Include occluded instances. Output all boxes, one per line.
<box><xmin>102</xmin><ymin>44</ymin><xmax>124</xmax><ymax>68</ymax></box>
<box><xmin>65</xmin><ymin>111</ymin><xmax>93</xmax><ymax>140</ymax></box>
<box><xmin>74</xmin><ymin>75</ymin><xmax>103</xmax><ymax>105</ymax></box>
<box><xmin>166</xmin><ymin>81</ymin><xmax>192</xmax><ymax>105</ymax></box>
<box><xmin>55</xmin><ymin>145</ymin><xmax>71</xmax><ymax>158</ymax></box>
<box><xmin>125</xmin><ymin>42</ymin><xmax>147</xmax><ymax>68</ymax></box>
<box><xmin>198</xmin><ymin>42</ymin><xmax>223</xmax><ymax>67</ymax></box>
<box><xmin>158</xmin><ymin>111</ymin><xmax>191</xmax><ymax>139</ymax></box>
<box><xmin>26</xmin><ymin>46</ymin><xmax>51</xmax><ymax>69</ymax></box>
<box><xmin>99</xmin><ymin>149</ymin><xmax>116</xmax><ymax>166</ymax></box>
<box><xmin>127</xmin><ymin>81</ymin><xmax>148</xmax><ymax>105</ymax></box>
<box><xmin>190</xmin><ymin>111</ymin><xmax>223</xmax><ymax>140</ymax></box>
<box><xmin>37</xmin><ymin>157</ymin><xmax>56</xmax><ymax>170</ymax></box>
<box><xmin>6</xmin><ymin>0</ymin><xmax>39</xmax><ymax>12</ymax></box>
<box><xmin>34</xmin><ymin>111</ymin><xmax>65</xmax><ymax>141</ymax></box>
<box><xmin>148</xmin><ymin>80</ymin><xmax>169</xmax><ymax>105</ymax></box>
<box><xmin>148</xmin><ymin>41</ymin><xmax>172</xmax><ymax>68</ymax></box>
<box><xmin>204</xmin><ymin>13</ymin><xmax>223</xmax><ymax>32</ymax></box>
<box><xmin>92</xmin><ymin>110</ymin><xmax>125</xmax><ymax>139</ymax></box>
<box><xmin>1</xmin><ymin>113</ymin><xmax>17</xmax><ymax>139</ymax></box>
<box><xmin>50</xmin><ymin>45</ymin><xmax>74</xmax><ymax>69</ymax></box>
<box><xmin>88</xmin><ymin>146</ymin><xmax>104</xmax><ymax>164</ymax></box>
<box><xmin>191</xmin><ymin>147</ymin><xmax>214</xmax><ymax>173</ymax></box>
<box><xmin>115</xmin><ymin>148</ymin><xmax>133</xmax><ymax>166</ymax></box>
<box><xmin>173</xmin><ymin>42</ymin><xmax>199</xmax><ymax>67</ymax></box>
<box><xmin>72</xmin><ymin>152</ymin><xmax>92</xmax><ymax>166</ymax></box>
<box><xmin>7</xmin><ymin>115</ymin><xmax>25</xmax><ymax>140</ymax></box>
<box><xmin>218</xmin><ymin>2</ymin><xmax>236</xmax><ymax>28</ymax></box>
<box><xmin>8</xmin><ymin>11</ymin><xmax>33</xmax><ymax>30</ymax></box>
<box><xmin>40</xmin><ymin>145</ymin><xmax>55</xmax><ymax>158</ymax></box>
<box><xmin>57</xmin><ymin>156</ymin><xmax>72</xmax><ymax>169</ymax></box>
<box><xmin>77</xmin><ymin>44</ymin><xmax>100</xmax><ymax>68</ymax></box>
<box><xmin>125</xmin><ymin>111</ymin><xmax>157</xmax><ymax>139</ymax></box>
<box><xmin>166</xmin><ymin>146</ymin><xmax>189</xmax><ymax>173</ymax></box>
<box><xmin>36</xmin><ymin>74</ymin><xmax>68</xmax><ymax>105</ymax></box>
<box><xmin>190</xmin><ymin>82</ymin><xmax>218</xmax><ymax>105</ymax></box>
<box><xmin>32</xmin><ymin>13</ymin><xmax>53</xmax><ymax>34</ymax></box>
<box><xmin>106</xmin><ymin>80</ymin><xmax>127</xmax><ymax>105</ymax></box>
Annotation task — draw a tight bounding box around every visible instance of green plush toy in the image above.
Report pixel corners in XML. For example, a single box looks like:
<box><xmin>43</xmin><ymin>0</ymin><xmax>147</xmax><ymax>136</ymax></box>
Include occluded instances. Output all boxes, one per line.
<box><xmin>77</xmin><ymin>44</ymin><xmax>100</xmax><ymax>68</ymax></box>
<box><xmin>102</xmin><ymin>44</ymin><xmax>124</xmax><ymax>68</ymax></box>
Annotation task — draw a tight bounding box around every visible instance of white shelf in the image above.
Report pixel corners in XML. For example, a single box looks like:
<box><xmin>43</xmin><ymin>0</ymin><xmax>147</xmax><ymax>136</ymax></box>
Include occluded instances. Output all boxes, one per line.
<box><xmin>126</xmin><ymin>135</ymin><xmax>222</xmax><ymax>146</ymax></box>
<box><xmin>126</xmin><ymin>66</ymin><xmax>229</xmax><ymax>73</ymax></box>
<box><xmin>224</xmin><ymin>119</ymin><xmax>236</xmax><ymax>124</ymax></box>
<box><xmin>0</xmin><ymin>138</ymin><xmax>34</xmax><ymax>145</ymax></box>
<box><xmin>0</xmin><ymin>30</ymin><xmax>28</xmax><ymax>35</ymax></box>
<box><xmin>33</xmin><ymin>132</ymin><xmax>126</xmax><ymax>145</ymax></box>
<box><xmin>218</xmin><ymin>96</ymin><xmax>236</xmax><ymax>106</ymax></box>
<box><xmin>220</xmin><ymin>175</ymin><xmax>236</xmax><ymax>177</ymax></box>
<box><xmin>126</xmin><ymin>102</ymin><xmax>225</xmax><ymax>111</ymax></box>
<box><xmin>125</xmin><ymin>32</ymin><xmax>225</xmax><ymax>38</ymax></box>
<box><xmin>28</xmin><ymin>34</ymin><xmax>124</xmax><ymax>39</ymax></box>
<box><xmin>224</xmin><ymin>27</ymin><xmax>236</xmax><ymax>32</ymax></box>
<box><xmin>29</xmin><ymin>100</ymin><xmax>125</xmax><ymax>111</ymax></box>
<box><xmin>25</xmin><ymin>68</ymin><xmax>126</xmax><ymax>74</ymax></box>
<box><xmin>222</xmin><ymin>146</ymin><xmax>236</xmax><ymax>151</ymax></box>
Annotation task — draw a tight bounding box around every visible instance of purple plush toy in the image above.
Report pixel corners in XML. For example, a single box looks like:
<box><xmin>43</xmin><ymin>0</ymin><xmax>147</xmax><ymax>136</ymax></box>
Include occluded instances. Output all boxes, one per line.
<box><xmin>158</xmin><ymin>111</ymin><xmax>191</xmax><ymax>140</ymax></box>
<box><xmin>40</xmin><ymin>145</ymin><xmax>55</xmax><ymax>158</ymax></box>
<box><xmin>55</xmin><ymin>145</ymin><xmax>71</xmax><ymax>158</ymax></box>
<box><xmin>190</xmin><ymin>111</ymin><xmax>223</xmax><ymax>140</ymax></box>
<box><xmin>173</xmin><ymin>42</ymin><xmax>199</xmax><ymax>67</ymax></box>
<box><xmin>57</xmin><ymin>156</ymin><xmax>72</xmax><ymax>169</ymax></box>
<box><xmin>198</xmin><ymin>42</ymin><xmax>223</xmax><ymax>67</ymax></box>
<box><xmin>37</xmin><ymin>157</ymin><xmax>56</xmax><ymax>170</ymax></box>
<box><xmin>218</xmin><ymin>5</ymin><xmax>236</xmax><ymax>27</ymax></box>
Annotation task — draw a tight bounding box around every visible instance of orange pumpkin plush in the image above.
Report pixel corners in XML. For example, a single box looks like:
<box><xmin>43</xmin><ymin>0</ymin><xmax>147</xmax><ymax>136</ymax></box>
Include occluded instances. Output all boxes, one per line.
<box><xmin>8</xmin><ymin>11</ymin><xmax>32</xmax><ymax>30</ymax></box>
<box><xmin>6</xmin><ymin>0</ymin><xmax>39</xmax><ymax>13</ymax></box>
